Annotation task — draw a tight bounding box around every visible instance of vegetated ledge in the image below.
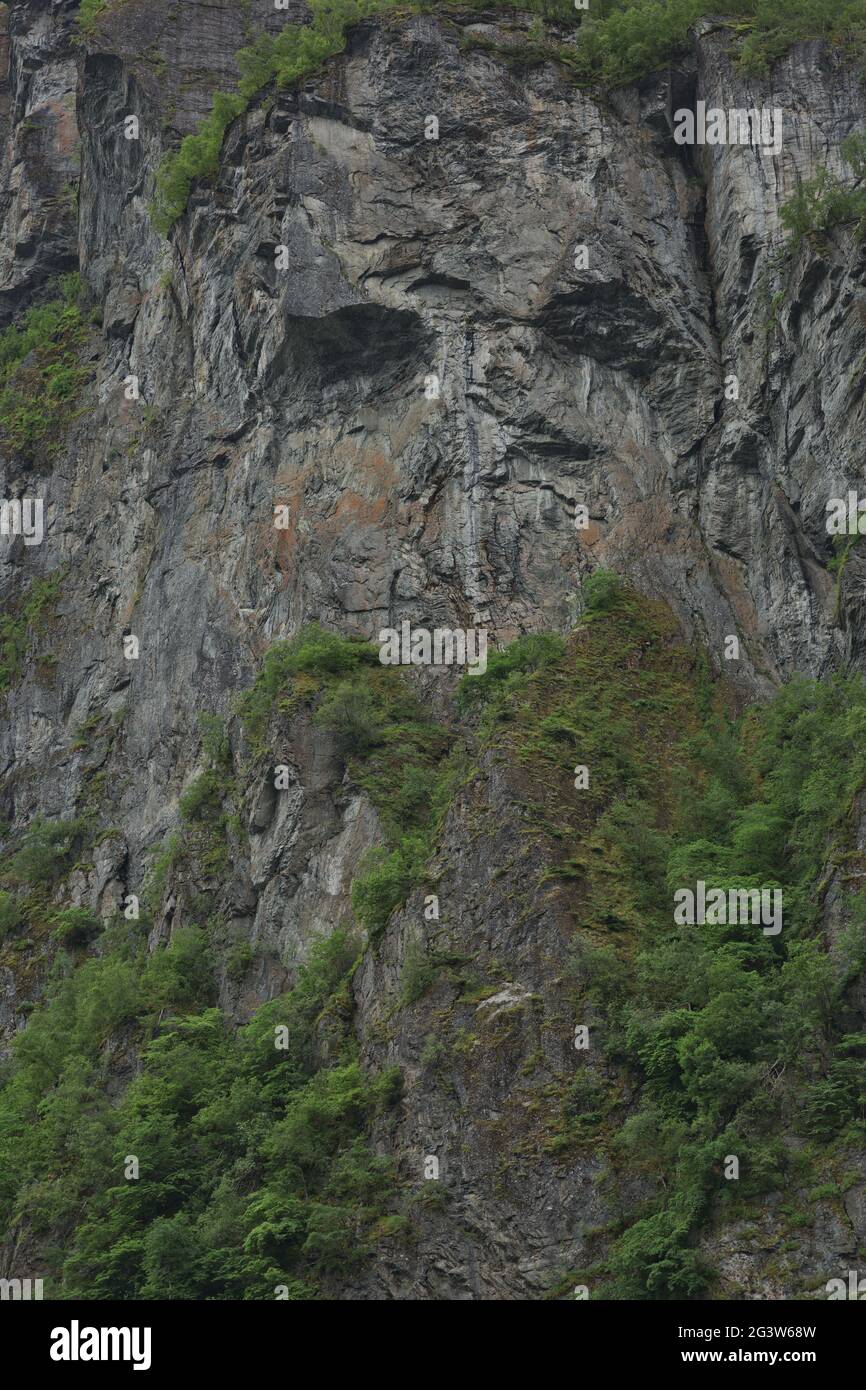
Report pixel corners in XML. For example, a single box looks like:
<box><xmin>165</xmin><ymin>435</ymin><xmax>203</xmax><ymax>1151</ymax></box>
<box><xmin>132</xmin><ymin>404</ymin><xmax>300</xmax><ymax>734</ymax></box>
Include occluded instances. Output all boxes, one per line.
<box><xmin>139</xmin><ymin>0</ymin><xmax>866</xmax><ymax>233</ymax></box>
<box><xmin>4</xmin><ymin>577</ymin><xmax>864</xmax><ymax>1298</ymax></box>
<box><xmin>0</xmin><ymin>275</ymin><xmax>94</xmax><ymax>468</ymax></box>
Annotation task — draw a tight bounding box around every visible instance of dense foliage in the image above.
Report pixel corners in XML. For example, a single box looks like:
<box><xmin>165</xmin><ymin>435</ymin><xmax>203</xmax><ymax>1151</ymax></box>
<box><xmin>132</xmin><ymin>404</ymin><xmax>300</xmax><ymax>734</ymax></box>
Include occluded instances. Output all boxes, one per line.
<box><xmin>781</xmin><ymin>131</ymin><xmax>866</xmax><ymax>242</ymax></box>
<box><xmin>0</xmin><ymin>573</ymin><xmax>62</xmax><ymax>695</ymax></box>
<box><xmin>2</xmin><ymin>581</ymin><xmax>866</xmax><ymax>1297</ymax></box>
<box><xmin>0</xmin><ymin>274</ymin><xmax>89</xmax><ymax>462</ymax></box>
<box><xmin>0</xmin><ymin>921</ymin><xmax>402</xmax><ymax>1298</ymax></box>
<box><xmin>463</xmin><ymin>582</ymin><xmax>866</xmax><ymax>1298</ymax></box>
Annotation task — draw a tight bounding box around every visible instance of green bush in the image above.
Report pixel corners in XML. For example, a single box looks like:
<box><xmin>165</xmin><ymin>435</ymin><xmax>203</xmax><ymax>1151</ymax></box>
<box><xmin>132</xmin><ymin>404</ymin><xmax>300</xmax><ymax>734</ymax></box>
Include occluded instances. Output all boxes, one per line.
<box><xmin>738</xmin><ymin>0</ymin><xmax>866</xmax><ymax>74</ymax></box>
<box><xmin>0</xmin><ymin>890</ymin><xmax>26</xmax><ymax>941</ymax></box>
<box><xmin>225</xmin><ymin>941</ymin><xmax>254</xmax><ymax>983</ymax></box>
<box><xmin>0</xmin><ymin>920</ymin><xmax>401</xmax><ymax>1299</ymax></box>
<box><xmin>235</xmin><ymin>623</ymin><xmax>376</xmax><ymax>753</ymax></box>
<box><xmin>51</xmin><ymin>907</ymin><xmax>103</xmax><ymax>947</ymax></box>
<box><xmin>0</xmin><ymin>817</ymin><xmax>89</xmax><ymax>887</ymax></box>
<box><xmin>608</xmin><ymin>1210</ymin><xmax>708</xmax><ymax>1299</ymax></box>
<box><xmin>0</xmin><ymin>275</ymin><xmax>88</xmax><ymax>461</ymax></box>
<box><xmin>582</xmin><ymin>567</ymin><xmax>623</xmax><ymax>614</ymax></box>
<box><xmin>77</xmin><ymin>0</ymin><xmax>109</xmax><ymax>33</ymax></box>
<box><xmin>781</xmin><ymin>131</ymin><xmax>866</xmax><ymax>242</ymax></box>
<box><xmin>0</xmin><ymin>573</ymin><xmax>63</xmax><ymax>693</ymax></box>
<box><xmin>179</xmin><ymin>769</ymin><xmax>226</xmax><ymax>824</ymax></box>
<box><xmin>351</xmin><ymin>835</ymin><xmax>427</xmax><ymax>937</ymax></box>
<box><xmin>568</xmin><ymin>0</ymin><xmax>863</xmax><ymax>87</ymax></box>
<box><xmin>457</xmin><ymin>632</ymin><xmax>565</xmax><ymax>711</ymax></box>
<box><xmin>142</xmin><ymin>926</ymin><xmax>216</xmax><ymax>1010</ymax></box>
<box><xmin>314</xmin><ymin>680</ymin><xmax>383</xmax><ymax>752</ymax></box>
<box><xmin>198</xmin><ymin>713</ymin><xmax>231</xmax><ymax>770</ymax></box>
<box><xmin>801</xmin><ymin>1034</ymin><xmax>866</xmax><ymax>1140</ymax></box>
<box><xmin>152</xmin><ymin>91</ymin><xmax>247</xmax><ymax>233</ymax></box>
<box><xmin>399</xmin><ymin>936</ymin><xmax>442</xmax><ymax>1005</ymax></box>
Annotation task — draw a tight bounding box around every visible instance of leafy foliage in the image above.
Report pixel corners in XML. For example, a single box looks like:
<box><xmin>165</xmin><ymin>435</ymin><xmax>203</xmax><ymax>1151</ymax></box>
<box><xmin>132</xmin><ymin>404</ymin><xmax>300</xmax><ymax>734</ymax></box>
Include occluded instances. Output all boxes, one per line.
<box><xmin>0</xmin><ymin>275</ymin><xmax>89</xmax><ymax>461</ymax></box>
<box><xmin>0</xmin><ymin>926</ymin><xmax>402</xmax><ymax>1298</ymax></box>
<box><xmin>449</xmin><ymin>593</ymin><xmax>866</xmax><ymax>1297</ymax></box>
<box><xmin>781</xmin><ymin>131</ymin><xmax>866</xmax><ymax>242</ymax></box>
<box><xmin>0</xmin><ymin>572</ymin><xmax>63</xmax><ymax>694</ymax></box>
<box><xmin>152</xmin><ymin>0</ymin><xmax>401</xmax><ymax>231</ymax></box>
<box><xmin>0</xmin><ymin>817</ymin><xmax>90</xmax><ymax>888</ymax></box>
<box><xmin>4</xmin><ymin>592</ymin><xmax>866</xmax><ymax>1299</ymax></box>
<box><xmin>77</xmin><ymin>0</ymin><xmax>109</xmax><ymax>33</ymax></box>
<box><xmin>474</xmin><ymin>591</ymin><xmax>866</xmax><ymax>1297</ymax></box>
<box><xmin>738</xmin><ymin>0</ymin><xmax>866</xmax><ymax>75</ymax></box>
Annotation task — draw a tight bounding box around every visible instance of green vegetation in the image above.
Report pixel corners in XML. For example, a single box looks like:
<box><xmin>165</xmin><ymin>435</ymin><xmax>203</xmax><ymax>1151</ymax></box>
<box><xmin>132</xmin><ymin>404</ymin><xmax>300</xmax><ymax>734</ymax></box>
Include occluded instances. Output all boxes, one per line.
<box><xmin>0</xmin><ymin>817</ymin><xmax>90</xmax><ymax>889</ymax></box>
<box><xmin>50</xmin><ymin>906</ymin><xmax>103</xmax><ymax>947</ymax></box>
<box><xmin>77</xmin><ymin>0</ymin><xmax>109</xmax><ymax>33</ymax></box>
<box><xmin>152</xmin><ymin>0</ymin><xmax>866</xmax><ymax>231</ymax></box>
<box><xmin>0</xmin><ymin>816</ymin><xmax>95</xmax><ymax>965</ymax></box>
<box><xmin>736</xmin><ymin>0</ymin><xmax>866</xmax><ymax>75</ymax></box>
<box><xmin>0</xmin><ymin>916</ymin><xmax>403</xmax><ymax>1297</ymax></box>
<box><xmin>781</xmin><ymin>131</ymin><xmax>866</xmax><ymax>243</ymax></box>
<box><xmin>152</xmin><ymin>0</ymin><xmax>402</xmax><ymax>231</ymax></box>
<box><xmin>235</xmin><ymin>622</ymin><xmax>464</xmax><ymax>938</ymax></box>
<box><xmin>0</xmin><ymin>891</ymin><xmax>26</xmax><ymax>943</ymax></box>
<box><xmin>0</xmin><ymin>572</ymin><xmax>63</xmax><ymax>694</ymax></box>
<box><xmin>177</xmin><ymin>714</ymin><xmax>239</xmax><ymax>877</ymax></box>
<box><xmin>3</xmin><ymin>581</ymin><xmax>866</xmax><ymax>1298</ymax></box>
<box><xmin>569</xmin><ymin>0</ymin><xmax>866</xmax><ymax>85</ymax></box>
<box><xmin>0</xmin><ymin>275</ymin><xmax>90</xmax><ymax>462</ymax></box>
<box><xmin>235</xmin><ymin>622</ymin><xmax>378</xmax><ymax>759</ymax></box>
<box><xmin>465</xmin><ymin>583</ymin><xmax>866</xmax><ymax>1298</ymax></box>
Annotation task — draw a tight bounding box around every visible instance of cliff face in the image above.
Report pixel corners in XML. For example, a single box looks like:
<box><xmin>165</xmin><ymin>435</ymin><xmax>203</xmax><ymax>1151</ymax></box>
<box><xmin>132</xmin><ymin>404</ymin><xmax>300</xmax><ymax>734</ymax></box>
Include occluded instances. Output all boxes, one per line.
<box><xmin>1</xmin><ymin>0</ymin><xmax>865</xmax><ymax>1300</ymax></box>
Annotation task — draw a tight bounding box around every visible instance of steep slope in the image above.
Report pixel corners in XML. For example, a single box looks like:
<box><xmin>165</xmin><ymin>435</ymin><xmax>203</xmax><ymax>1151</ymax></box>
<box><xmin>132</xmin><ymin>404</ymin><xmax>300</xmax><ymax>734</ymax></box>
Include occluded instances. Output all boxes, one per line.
<box><xmin>0</xmin><ymin>0</ymin><xmax>865</xmax><ymax>1300</ymax></box>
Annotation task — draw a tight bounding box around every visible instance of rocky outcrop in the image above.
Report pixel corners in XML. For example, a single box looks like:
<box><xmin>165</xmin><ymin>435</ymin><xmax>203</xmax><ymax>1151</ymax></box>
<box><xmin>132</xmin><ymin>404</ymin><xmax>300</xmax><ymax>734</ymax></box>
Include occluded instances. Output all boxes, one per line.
<box><xmin>1</xmin><ymin>1</ymin><xmax>865</xmax><ymax>1298</ymax></box>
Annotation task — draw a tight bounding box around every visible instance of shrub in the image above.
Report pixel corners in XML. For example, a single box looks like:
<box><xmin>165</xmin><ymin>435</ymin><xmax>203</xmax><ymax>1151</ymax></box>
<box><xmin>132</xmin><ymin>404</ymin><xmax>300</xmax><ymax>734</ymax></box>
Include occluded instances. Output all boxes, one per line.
<box><xmin>225</xmin><ymin>941</ymin><xmax>254</xmax><ymax>983</ymax></box>
<box><xmin>608</xmin><ymin>1210</ymin><xmax>708</xmax><ymax>1300</ymax></box>
<box><xmin>781</xmin><ymin>132</ymin><xmax>866</xmax><ymax>243</ymax></box>
<box><xmin>314</xmin><ymin>681</ymin><xmax>382</xmax><ymax>752</ymax></box>
<box><xmin>152</xmin><ymin>91</ymin><xmax>247</xmax><ymax>233</ymax></box>
<box><xmin>142</xmin><ymin>926</ymin><xmax>216</xmax><ymax>1011</ymax></box>
<box><xmin>179</xmin><ymin>770</ymin><xmax>226</xmax><ymax>824</ymax></box>
<box><xmin>235</xmin><ymin>624</ymin><xmax>376</xmax><ymax>752</ymax></box>
<box><xmin>51</xmin><ymin>907</ymin><xmax>103</xmax><ymax>947</ymax></box>
<box><xmin>351</xmin><ymin>835</ymin><xmax>427</xmax><ymax>937</ymax></box>
<box><xmin>198</xmin><ymin>713</ymin><xmax>231</xmax><ymax>769</ymax></box>
<box><xmin>0</xmin><ymin>890</ymin><xmax>25</xmax><ymax>941</ymax></box>
<box><xmin>457</xmin><ymin>632</ymin><xmax>565</xmax><ymax>711</ymax></box>
<box><xmin>0</xmin><ymin>573</ymin><xmax>63</xmax><ymax>693</ymax></box>
<box><xmin>77</xmin><ymin>0</ymin><xmax>109</xmax><ymax>33</ymax></box>
<box><xmin>399</xmin><ymin>936</ymin><xmax>442</xmax><ymax>1005</ymax></box>
<box><xmin>0</xmin><ymin>276</ymin><xmax>88</xmax><ymax>461</ymax></box>
<box><xmin>582</xmin><ymin>568</ymin><xmax>623</xmax><ymax>614</ymax></box>
<box><xmin>0</xmin><ymin>817</ymin><xmax>89</xmax><ymax>887</ymax></box>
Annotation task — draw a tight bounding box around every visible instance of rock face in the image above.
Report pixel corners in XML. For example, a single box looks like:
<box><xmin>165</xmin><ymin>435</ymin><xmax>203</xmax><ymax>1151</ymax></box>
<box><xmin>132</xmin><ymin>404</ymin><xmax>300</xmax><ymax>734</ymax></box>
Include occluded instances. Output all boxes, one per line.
<box><xmin>1</xmin><ymin>1</ymin><xmax>865</xmax><ymax>1299</ymax></box>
